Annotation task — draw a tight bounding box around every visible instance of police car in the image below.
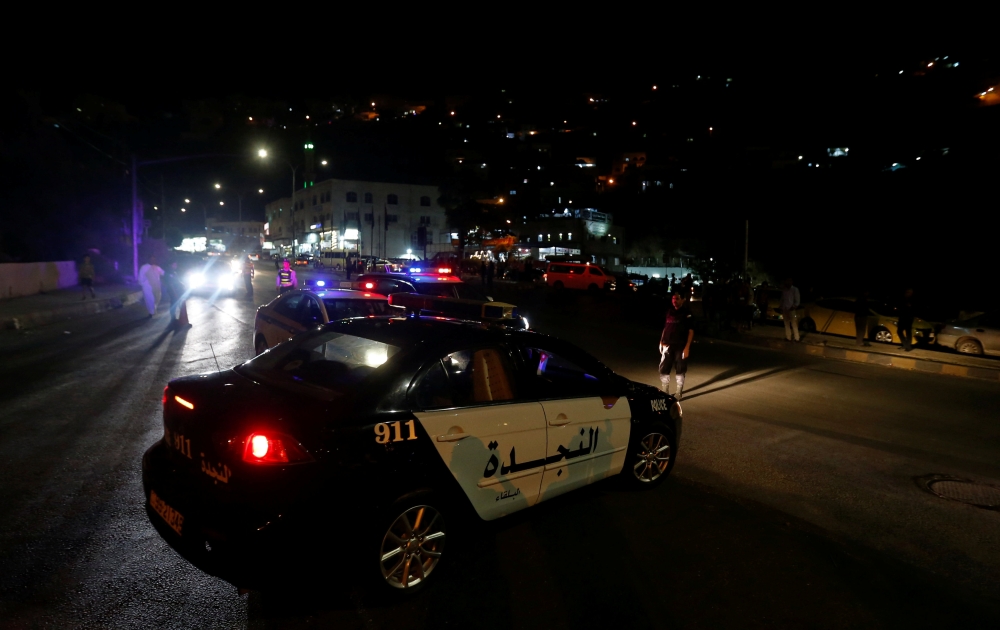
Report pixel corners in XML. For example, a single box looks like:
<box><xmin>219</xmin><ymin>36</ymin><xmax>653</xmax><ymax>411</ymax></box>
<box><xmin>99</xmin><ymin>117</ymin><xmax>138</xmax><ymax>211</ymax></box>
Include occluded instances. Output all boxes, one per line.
<box><xmin>142</xmin><ymin>294</ymin><xmax>682</xmax><ymax>592</ymax></box>
<box><xmin>252</xmin><ymin>288</ymin><xmax>396</xmax><ymax>355</ymax></box>
<box><xmin>353</xmin><ymin>266</ymin><xmax>467</xmax><ymax>299</ymax></box>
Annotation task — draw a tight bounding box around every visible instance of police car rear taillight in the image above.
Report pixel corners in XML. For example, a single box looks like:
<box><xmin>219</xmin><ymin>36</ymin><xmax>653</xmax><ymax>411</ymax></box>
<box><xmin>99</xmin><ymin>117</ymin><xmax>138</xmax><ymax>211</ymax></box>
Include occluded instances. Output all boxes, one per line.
<box><xmin>437</xmin><ymin>267</ymin><xmax>451</xmax><ymax>274</ymax></box>
<box><xmin>364</xmin><ymin>282</ymin><xmax>375</xmax><ymax>290</ymax></box>
<box><xmin>242</xmin><ymin>432</ymin><xmax>313</xmax><ymax>465</ymax></box>
<box><xmin>162</xmin><ymin>387</ymin><xmax>169</xmax><ymax>405</ymax></box>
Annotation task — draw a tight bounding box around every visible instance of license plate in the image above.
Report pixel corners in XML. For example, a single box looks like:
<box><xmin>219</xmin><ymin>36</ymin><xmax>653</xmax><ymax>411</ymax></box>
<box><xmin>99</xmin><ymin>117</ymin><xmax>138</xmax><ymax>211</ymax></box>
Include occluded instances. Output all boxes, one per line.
<box><xmin>150</xmin><ymin>490</ymin><xmax>185</xmax><ymax>536</ymax></box>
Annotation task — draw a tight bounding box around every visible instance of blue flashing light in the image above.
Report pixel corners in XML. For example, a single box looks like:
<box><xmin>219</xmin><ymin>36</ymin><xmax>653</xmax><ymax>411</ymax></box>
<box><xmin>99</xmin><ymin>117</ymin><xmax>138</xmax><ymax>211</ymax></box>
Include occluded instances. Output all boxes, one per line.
<box><xmin>316</xmin><ymin>280</ymin><xmax>326</xmax><ymax>287</ymax></box>
<box><xmin>409</xmin><ymin>267</ymin><xmax>422</xmax><ymax>273</ymax></box>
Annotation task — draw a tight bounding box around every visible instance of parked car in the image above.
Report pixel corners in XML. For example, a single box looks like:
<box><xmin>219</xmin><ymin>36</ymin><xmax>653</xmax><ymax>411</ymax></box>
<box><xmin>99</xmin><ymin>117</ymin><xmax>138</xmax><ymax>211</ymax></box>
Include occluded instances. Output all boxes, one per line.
<box><xmin>544</xmin><ymin>262</ymin><xmax>616</xmax><ymax>292</ymax></box>
<box><xmin>799</xmin><ymin>297</ymin><xmax>935</xmax><ymax>345</ymax></box>
<box><xmin>936</xmin><ymin>313</ymin><xmax>1000</xmax><ymax>356</ymax></box>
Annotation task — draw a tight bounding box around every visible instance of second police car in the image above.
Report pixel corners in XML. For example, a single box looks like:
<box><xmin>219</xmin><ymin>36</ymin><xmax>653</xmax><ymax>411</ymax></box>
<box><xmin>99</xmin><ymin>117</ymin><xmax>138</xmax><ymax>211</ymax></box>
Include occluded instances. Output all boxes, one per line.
<box><xmin>142</xmin><ymin>294</ymin><xmax>682</xmax><ymax>592</ymax></box>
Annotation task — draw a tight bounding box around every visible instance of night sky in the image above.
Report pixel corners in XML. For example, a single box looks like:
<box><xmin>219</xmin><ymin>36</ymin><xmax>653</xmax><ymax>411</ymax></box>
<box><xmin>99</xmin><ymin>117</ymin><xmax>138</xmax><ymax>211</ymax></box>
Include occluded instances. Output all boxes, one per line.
<box><xmin>2</xmin><ymin>24</ymin><xmax>997</xmax><ymax>310</ymax></box>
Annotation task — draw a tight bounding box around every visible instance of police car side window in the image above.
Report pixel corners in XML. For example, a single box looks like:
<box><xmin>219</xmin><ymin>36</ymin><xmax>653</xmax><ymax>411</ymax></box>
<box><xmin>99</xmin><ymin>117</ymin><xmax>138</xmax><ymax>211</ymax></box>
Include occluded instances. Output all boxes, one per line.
<box><xmin>302</xmin><ymin>298</ymin><xmax>323</xmax><ymax>324</ymax></box>
<box><xmin>275</xmin><ymin>295</ymin><xmax>303</xmax><ymax>319</ymax></box>
<box><xmin>522</xmin><ymin>347</ymin><xmax>602</xmax><ymax>399</ymax></box>
<box><xmin>413</xmin><ymin>348</ymin><xmax>517</xmax><ymax>409</ymax></box>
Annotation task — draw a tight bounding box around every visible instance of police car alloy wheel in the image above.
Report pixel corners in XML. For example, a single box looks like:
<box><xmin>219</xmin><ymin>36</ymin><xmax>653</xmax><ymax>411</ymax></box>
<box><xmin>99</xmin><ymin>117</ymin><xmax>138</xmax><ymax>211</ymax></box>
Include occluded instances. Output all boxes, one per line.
<box><xmin>626</xmin><ymin>423</ymin><xmax>675</xmax><ymax>487</ymax></box>
<box><xmin>379</xmin><ymin>503</ymin><xmax>446</xmax><ymax>590</ymax></box>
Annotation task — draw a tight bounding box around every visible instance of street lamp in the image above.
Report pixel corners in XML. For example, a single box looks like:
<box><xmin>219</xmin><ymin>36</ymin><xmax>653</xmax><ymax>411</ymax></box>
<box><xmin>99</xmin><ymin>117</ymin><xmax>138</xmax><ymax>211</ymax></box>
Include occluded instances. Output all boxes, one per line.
<box><xmin>214</xmin><ymin>183</ymin><xmax>221</xmax><ymax>189</ymax></box>
<box><xmin>258</xmin><ymin>149</ymin><xmax>301</xmax><ymax>258</ymax></box>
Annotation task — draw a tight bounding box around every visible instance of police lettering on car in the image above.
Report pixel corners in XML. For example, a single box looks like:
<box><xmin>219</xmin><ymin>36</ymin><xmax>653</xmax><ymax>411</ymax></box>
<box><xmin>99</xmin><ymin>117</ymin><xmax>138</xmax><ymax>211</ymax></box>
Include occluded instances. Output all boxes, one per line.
<box><xmin>142</xmin><ymin>293</ymin><xmax>682</xmax><ymax>592</ymax></box>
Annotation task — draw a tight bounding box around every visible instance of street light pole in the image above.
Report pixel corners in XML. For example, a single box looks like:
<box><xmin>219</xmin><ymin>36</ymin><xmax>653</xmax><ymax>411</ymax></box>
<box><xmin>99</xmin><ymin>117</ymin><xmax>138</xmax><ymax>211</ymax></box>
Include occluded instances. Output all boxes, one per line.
<box><xmin>289</xmin><ymin>162</ymin><xmax>299</xmax><ymax>258</ymax></box>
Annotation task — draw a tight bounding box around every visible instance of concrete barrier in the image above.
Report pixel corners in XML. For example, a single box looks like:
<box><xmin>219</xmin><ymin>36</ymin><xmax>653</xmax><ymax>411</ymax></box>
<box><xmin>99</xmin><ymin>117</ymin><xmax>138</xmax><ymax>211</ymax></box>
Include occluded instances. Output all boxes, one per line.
<box><xmin>0</xmin><ymin>262</ymin><xmax>78</xmax><ymax>299</ymax></box>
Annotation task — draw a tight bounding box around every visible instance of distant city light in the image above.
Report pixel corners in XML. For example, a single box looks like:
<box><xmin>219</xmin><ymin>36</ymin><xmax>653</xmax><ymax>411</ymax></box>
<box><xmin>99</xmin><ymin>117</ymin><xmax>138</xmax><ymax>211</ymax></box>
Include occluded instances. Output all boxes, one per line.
<box><xmin>371</xmin><ymin>102</ymin><xmax>375</xmax><ymax>107</ymax></box>
<box><xmin>258</xmin><ymin>149</ymin><xmax>267</xmax><ymax>157</ymax></box>
<box><xmin>258</xmin><ymin>188</ymin><xmax>264</xmax><ymax>193</ymax></box>
<box><xmin>798</xmin><ymin>156</ymin><xmax>803</xmax><ymax>160</ymax></box>
<box><xmin>321</xmin><ymin>160</ymin><xmax>328</xmax><ymax>165</ymax></box>
<box><xmin>305</xmin><ymin>115</ymin><xmax>310</xmax><ymax>120</ymax></box>
<box><xmin>608</xmin><ymin>179</ymin><xmax>615</xmax><ymax>184</ymax></box>
<box><xmin>916</xmin><ymin>157</ymin><xmax>922</xmax><ymax>161</ymax></box>
<box><xmin>652</xmin><ymin>85</ymin><xmax>657</xmax><ymax>90</ymax></box>
<box><xmin>153</xmin><ymin>206</ymin><xmax>158</xmax><ymax>210</ymax></box>
<box><xmin>184</xmin><ymin>198</ymin><xmax>191</xmax><ymax>203</ymax></box>
<box><xmin>248</xmin><ymin>117</ymin><xmax>253</xmax><ymax>121</ymax></box>
<box><xmin>219</xmin><ymin>201</ymin><xmax>225</xmax><ymax>205</ymax></box>
<box><xmin>632</xmin><ymin>121</ymin><xmax>637</xmax><ymax>126</ymax></box>
<box><xmin>927</xmin><ymin>62</ymin><xmax>934</xmax><ymax>68</ymax></box>
<box><xmin>181</xmin><ymin>208</ymin><xmax>186</xmax><ymax>212</ymax></box>
<box><xmin>450</xmin><ymin>111</ymin><xmax>455</xmax><ymax>116</ymax></box>
<box><xmin>498</xmin><ymin>198</ymin><xmax>504</xmax><ymax>203</ymax></box>
<box><xmin>214</xmin><ymin>183</ymin><xmax>221</xmax><ymax>189</ymax></box>
<box><xmin>899</xmin><ymin>70</ymin><xmax>904</xmax><ymax>75</ymax></box>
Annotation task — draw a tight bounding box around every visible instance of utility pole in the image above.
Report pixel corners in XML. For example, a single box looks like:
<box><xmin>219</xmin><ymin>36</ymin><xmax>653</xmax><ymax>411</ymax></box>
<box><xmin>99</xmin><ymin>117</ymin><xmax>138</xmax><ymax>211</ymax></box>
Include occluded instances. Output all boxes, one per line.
<box><xmin>131</xmin><ymin>155</ymin><xmax>139</xmax><ymax>280</ymax></box>
<box><xmin>744</xmin><ymin>219</ymin><xmax>749</xmax><ymax>279</ymax></box>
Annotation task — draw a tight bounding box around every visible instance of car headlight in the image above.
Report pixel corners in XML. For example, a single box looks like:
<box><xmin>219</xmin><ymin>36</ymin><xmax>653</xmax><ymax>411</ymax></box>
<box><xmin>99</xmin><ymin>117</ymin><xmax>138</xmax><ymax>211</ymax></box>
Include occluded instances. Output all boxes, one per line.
<box><xmin>222</xmin><ymin>276</ymin><xmax>235</xmax><ymax>290</ymax></box>
<box><xmin>670</xmin><ymin>401</ymin><xmax>683</xmax><ymax>421</ymax></box>
<box><xmin>230</xmin><ymin>260</ymin><xmax>242</xmax><ymax>272</ymax></box>
<box><xmin>187</xmin><ymin>272</ymin><xmax>205</xmax><ymax>288</ymax></box>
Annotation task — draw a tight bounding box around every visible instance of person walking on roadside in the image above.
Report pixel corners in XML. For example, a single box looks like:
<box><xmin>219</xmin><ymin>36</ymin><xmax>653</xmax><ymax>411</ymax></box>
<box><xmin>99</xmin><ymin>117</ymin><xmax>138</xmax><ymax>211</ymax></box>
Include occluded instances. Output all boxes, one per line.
<box><xmin>854</xmin><ymin>291</ymin><xmax>872</xmax><ymax>346</ymax></box>
<box><xmin>276</xmin><ymin>259</ymin><xmax>297</xmax><ymax>295</ymax></box>
<box><xmin>273</xmin><ymin>255</ymin><xmax>281</xmax><ymax>271</ymax></box>
<box><xmin>78</xmin><ymin>255</ymin><xmax>96</xmax><ymax>299</ymax></box>
<box><xmin>780</xmin><ymin>277</ymin><xmax>801</xmax><ymax>341</ymax></box>
<box><xmin>345</xmin><ymin>257</ymin><xmax>353</xmax><ymax>281</ymax></box>
<box><xmin>898</xmin><ymin>288</ymin><xmax>915</xmax><ymax>351</ymax></box>
<box><xmin>658</xmin><ymin>290</ymin><xmax>695</xmax><ymax>399</ymax></box>
<box><xmin>242</xmin><ymin>255</ymin><xmax>255</xmax><ymax>299</ymax></box>
<box><xmin>138</xmin><ymin>256</ymin><xmax>164</xmax><ymax>318</ymax></box>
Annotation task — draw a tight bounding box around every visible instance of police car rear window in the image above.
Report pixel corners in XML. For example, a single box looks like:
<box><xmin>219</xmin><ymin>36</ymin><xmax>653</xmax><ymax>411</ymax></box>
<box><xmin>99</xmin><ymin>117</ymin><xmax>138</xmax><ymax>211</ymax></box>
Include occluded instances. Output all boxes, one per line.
<box><xmin>239</xmin><ymin>330</ymin><xmax>401</xmax><ymax>397</ymax></box>
<box><xmin>322</xmin><ymin>299</ymin><xmax>394</xmax><ymax>320</ymax></box>
<box><xmin>414</xmin><ymin>282</ymin><xmax>460</xmax><ymax>298</ymax></box>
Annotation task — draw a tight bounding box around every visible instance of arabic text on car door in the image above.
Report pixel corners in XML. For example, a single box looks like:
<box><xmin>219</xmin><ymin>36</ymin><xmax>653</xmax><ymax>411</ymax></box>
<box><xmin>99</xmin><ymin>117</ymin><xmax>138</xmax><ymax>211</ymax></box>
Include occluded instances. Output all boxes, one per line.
<box><xmin>412</xmin><ymin>346</ymin><xmax>547</xmax><ymax>521</ymax></box>
<box><xmin>520</xmin><ymin>346</ymin><xmax>632</xmax><ymax>503</ymax></box>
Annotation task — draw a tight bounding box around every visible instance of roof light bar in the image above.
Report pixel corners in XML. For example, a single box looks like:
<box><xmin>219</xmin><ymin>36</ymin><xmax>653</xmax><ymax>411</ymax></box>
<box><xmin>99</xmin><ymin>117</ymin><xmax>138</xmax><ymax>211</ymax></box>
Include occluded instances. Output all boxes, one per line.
<box><xmin>388</xmin><ymin>293</ymin><xmax>520</xmax><ymax>324</ymax></box>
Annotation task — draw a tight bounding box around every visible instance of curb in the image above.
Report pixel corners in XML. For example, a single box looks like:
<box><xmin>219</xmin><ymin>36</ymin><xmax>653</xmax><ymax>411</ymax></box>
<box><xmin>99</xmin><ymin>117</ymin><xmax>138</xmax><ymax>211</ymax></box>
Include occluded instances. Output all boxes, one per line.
<box><xmin>3</xmin><ymin>290</ymin><xmax>144</xmax><ymax>331</ymax></box>
<box><xmin>703</xmin><ymin>332</ymin><xmax>1000</xmax><ymax>383</ymax></box>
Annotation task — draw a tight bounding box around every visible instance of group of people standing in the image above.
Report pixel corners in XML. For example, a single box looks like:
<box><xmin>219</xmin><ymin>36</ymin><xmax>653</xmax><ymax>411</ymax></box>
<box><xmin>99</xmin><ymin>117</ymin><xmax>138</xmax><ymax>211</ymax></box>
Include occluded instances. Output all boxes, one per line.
<box><xmin>135</xmin><ymin>256</ymin><xmax>190</xmax><ymax>327</ymax></box>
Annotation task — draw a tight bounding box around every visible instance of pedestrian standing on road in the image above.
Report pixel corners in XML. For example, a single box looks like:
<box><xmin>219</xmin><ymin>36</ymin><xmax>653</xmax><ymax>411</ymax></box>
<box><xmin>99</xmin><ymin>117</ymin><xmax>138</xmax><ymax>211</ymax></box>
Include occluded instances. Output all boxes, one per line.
<box><xmin>164</xmin><ymin>261</ymin><xmax>190</xmax><ymax>327</ymax></box>
<box><xmin>242</xmin><ymin>255</ymin><xmax>255</xmax><ymax>299</ymax></box>
<box><xmin>658</xmin><ymin>290</ymin><xmax>695</xmax><ymax>399</ymax></box>
<box><xmin>346</xmin><ymin>257</ymin><xmax>353</xmax><ymax>281</ymax></box>
<box><xmin>138</xmin><ymin>256</ymin><xmax>164</xmax><ymax>318</ymax></box>
<box><xmin>854</xmin><ymin>291</ymin><xmax>872</xmax><ymax>346</ymax></box>
<box><xmin>669</xmin><ymin>273</ymin><xmax>678</xmax><ymax>293</ymax></box>
<box><xmin>780</xmin><ymin>278</ymin><xmax>801</xmax><ymax>341</ymax></box>
<box><xmin>274</xmin><ymin>255</ymin><xmax>280</xmax><ymax>271</ymax></box>
<box><xmin>276</xmin><ymin>259</ymin><xmax>297</xmax><ymax>295</ymax></box>
<box><xmin>898</xmin><ymin>288</ymin><xmax>915</xmax><ymax>352</ymax></box>
<box><xmin>78</xmin><ymin>255</ymin><xmax>96</xmax><ymax>299</ymax></box>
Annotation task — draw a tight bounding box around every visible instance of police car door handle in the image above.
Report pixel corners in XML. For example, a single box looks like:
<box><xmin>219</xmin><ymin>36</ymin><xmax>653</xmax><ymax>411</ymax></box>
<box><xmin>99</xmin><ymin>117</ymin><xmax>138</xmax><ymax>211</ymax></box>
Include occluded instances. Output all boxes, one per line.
<box><xmin>437</xmin><ymin>432</ymin><xmax>470</xmax><ymax>442</ymax></box>
<box><xmin>549</xmin><ymin>413</ymin><xmax>571</xmax><ymax>426</ymax></box>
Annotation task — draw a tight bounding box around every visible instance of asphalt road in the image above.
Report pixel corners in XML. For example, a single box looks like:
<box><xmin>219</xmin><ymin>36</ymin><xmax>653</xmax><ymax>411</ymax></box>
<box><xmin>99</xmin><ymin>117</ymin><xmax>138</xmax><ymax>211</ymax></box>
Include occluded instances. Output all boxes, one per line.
<box><xmin>0</xmin><ymin>271</ymin><xmax>998</xmax><ymax>629</ymax></box>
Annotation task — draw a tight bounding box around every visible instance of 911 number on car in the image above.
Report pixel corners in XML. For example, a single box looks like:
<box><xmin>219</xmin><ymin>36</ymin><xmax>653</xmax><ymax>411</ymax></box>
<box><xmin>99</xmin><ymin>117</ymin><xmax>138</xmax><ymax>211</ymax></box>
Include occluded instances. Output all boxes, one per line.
<box><xmin>374</xmin><ymin>420</ymin><xmax>418</xmax><ymax>444</ymax></box>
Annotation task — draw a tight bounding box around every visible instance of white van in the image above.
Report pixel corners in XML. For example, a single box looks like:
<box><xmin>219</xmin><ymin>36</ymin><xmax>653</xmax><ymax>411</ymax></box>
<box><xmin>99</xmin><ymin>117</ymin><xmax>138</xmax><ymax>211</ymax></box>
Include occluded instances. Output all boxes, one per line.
<box><xmin>544</xmin><ymin>262</ymin><xmax>616</xmax><ymax>291</ymax></box>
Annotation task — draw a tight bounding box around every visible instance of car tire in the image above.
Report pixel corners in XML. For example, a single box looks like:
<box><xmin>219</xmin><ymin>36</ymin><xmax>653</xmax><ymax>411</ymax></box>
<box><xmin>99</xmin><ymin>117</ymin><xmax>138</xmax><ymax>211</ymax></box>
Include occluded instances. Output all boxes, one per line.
<box><xmin>799</xmin><ymin>318</ymin><xmax>815</xmax><ymax>333</ymax></box>
<box><xmin>254</xmin><ymin>335</ymin><xmax>268</xmax><ymax>356</ymax></box>
<box><xmin>956</xmin><ymin>338</ymin><xmax>984</xmax><ymax>355</ymax></box>
<box><xmin>621</xmin><ymin>422</ymin><xmax>676</xmax><ymax>489</ymax></box>
<box><xmin>374</xmin><ymin>491</ymin><xmax>449</xmax><ymax>594</ymax></box>
<box><xmin>872</xmin><ymin>327</ymin><xmax>893</xmax><ymax>344</ymax></box>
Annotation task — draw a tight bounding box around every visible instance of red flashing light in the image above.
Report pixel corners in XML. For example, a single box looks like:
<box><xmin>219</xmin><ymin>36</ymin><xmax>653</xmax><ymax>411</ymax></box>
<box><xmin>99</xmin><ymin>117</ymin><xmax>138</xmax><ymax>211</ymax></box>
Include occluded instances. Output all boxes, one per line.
<box><xmin>242</xmin><ymin>432</ymin><xmax>313</xmax><ymax>465</ymax></box>
<box><xmin>364</xmin><ymin>282</ymin><xmax>375</xmax><ymax>290</ymax></box>
<box><xmin>162</xmin><ymin>386</ymin><xmax>169</xmax><ymax>405</ymax></box>
<box><xmin>437</xmin><ymin>267</ymin><xmax>452</xmax><ymax>274</ymax></box>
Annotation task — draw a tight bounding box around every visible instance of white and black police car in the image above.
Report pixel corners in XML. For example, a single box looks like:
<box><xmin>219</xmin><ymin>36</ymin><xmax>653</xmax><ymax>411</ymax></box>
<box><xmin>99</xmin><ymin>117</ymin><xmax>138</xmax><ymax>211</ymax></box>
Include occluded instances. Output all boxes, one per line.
<box><xmin>142</xmin><ymin>294</ymin><xmax>682</xmax><ymax>592</ymax></box>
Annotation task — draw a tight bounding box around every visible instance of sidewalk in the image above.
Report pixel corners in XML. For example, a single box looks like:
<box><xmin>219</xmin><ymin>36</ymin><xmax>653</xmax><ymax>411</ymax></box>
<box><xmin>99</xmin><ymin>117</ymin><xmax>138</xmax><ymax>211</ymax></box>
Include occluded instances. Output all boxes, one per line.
<box><xmin>0</xmin><ymin>283</ymin><xmax>143</xmax><ymax>331</ymax></box>
<box><xmin>704</xmin><ymin>321</ymin><xmax>1000</xmax><ymax>382</ymax></box>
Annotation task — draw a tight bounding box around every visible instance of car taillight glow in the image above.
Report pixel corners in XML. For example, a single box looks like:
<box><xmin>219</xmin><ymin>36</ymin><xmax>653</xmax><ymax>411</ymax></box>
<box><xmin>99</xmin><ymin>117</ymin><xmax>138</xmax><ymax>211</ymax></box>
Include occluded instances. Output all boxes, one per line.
<box><xmin>242</xmin><ymin>432</ymin><xmax>313</xmax><ymax>465</ymax></box>
<box><xmin>251</xmin><ymin>434</ymin><xmax>269</xmax><ymax>458</ymax></box>
<box><xmin>437</xmin><ymin>267</ymin><xmax>451</xmax><ymax>274</ymax></box>
<box><xmin>174</xmin><ymin>396</ymin><xmax>194</xmax><ymax>410</ymax></box>
<box><xmin>162</xmin><ymin>386</ymin><xmax>169</xmax><ymax>405</ymax></box>
<box><xmin>364</xmin><ymin>282</ymin><xmax>375</xmax><ymax>289</ymax></box>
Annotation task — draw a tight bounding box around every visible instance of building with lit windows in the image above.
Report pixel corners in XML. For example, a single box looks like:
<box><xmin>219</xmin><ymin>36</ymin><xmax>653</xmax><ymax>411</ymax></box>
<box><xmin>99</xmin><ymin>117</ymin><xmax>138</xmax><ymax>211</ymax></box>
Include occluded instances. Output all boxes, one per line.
<box><xmin>263</xmin><ymin>179</ymin><xmax>451</xmax><ymax>260</ymax></box>
<box><xmin>519</xmin><ymin>208</ymin><xmax>626</xmax><ymax>272</ymax></box>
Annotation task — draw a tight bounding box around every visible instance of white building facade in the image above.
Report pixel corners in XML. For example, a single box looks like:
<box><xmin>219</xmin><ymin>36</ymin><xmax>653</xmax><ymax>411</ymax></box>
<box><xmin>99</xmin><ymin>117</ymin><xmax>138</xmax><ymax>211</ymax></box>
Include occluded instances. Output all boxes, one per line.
<box><xmin>264</xmin><ymin>179</ymin><xmax>453</xmax><ymax>260</ymax></box>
